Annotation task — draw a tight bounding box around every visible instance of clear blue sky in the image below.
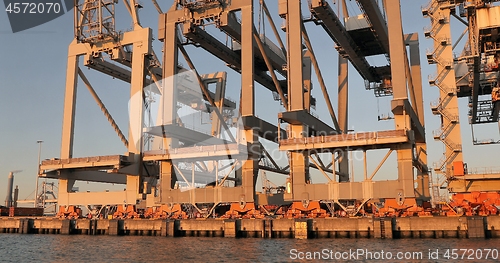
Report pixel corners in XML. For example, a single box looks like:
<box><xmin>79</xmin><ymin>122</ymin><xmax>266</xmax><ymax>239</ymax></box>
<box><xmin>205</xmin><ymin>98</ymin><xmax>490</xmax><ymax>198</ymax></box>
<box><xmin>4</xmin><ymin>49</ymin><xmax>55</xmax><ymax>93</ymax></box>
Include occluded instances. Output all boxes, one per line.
<box><xmin>1</xmin><ymin>0</ymin><xmax>499</xmax><ymax>203</ymax></box>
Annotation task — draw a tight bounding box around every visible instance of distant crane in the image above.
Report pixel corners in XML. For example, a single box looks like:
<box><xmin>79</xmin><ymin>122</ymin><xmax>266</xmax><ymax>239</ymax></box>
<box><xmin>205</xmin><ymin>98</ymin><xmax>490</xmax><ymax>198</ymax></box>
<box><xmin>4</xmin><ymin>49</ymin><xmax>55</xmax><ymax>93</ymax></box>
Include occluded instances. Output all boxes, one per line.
<box><xmin>261</xmin><ymin>171</ymin><xmax>284</xmax><ymax>194</ymax></box>
<box><xmin>4</xmin><ymin>170</ymin><xmax>22</xmax><ymax>207</ymax></box>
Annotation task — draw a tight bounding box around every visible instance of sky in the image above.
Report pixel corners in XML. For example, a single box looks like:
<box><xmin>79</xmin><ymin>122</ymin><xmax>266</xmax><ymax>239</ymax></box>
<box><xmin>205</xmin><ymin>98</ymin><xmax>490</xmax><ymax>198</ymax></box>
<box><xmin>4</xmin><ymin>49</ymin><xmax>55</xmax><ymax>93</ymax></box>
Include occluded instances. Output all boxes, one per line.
<box><xmin>1</xmin><ymin>0</ymin><xmax>500</xmax><ymax>204</ymax></box>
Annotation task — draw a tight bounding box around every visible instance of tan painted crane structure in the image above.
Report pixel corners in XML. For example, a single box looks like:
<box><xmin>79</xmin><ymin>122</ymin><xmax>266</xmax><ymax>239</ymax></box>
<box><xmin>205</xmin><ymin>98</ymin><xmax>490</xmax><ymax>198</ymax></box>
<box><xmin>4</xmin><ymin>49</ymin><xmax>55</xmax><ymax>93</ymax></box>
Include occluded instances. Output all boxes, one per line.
<box><xmin>37</xmin><ymin>0</ymin><xmax>500</xmax><ymax>218</ymax></box>
<box><xmin>423</xmin><ymin>0</ymin><xmax>500</xmax><ymax>215</ymax></box>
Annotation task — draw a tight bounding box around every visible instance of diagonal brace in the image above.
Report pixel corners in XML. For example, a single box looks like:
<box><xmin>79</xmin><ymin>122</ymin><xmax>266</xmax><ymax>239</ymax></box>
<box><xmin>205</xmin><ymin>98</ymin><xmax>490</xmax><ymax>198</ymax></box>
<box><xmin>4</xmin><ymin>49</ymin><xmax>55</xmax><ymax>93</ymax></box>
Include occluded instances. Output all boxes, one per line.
<box><xmin>78</xmin><ymin>68</ymin><xmax>129</xmax><ymax>148</ymax></box>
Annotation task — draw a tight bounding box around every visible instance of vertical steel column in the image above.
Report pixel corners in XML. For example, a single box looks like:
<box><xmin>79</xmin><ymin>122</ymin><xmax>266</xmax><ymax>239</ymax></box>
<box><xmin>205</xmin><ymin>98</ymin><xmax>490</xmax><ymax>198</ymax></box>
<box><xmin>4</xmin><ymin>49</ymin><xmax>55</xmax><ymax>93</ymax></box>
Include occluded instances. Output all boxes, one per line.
<box><xmin>35</xmin><ymin>140</ymin><xmax>43</xmax><ymax>207</ymax></box>
<box><xmin>303</xmin><ymin>53</ymin><xmax>312</xmax><ymax>111</ymax></box>
<box><xmin>385</xmin><ymin>0</ymin><xmax>414</xmax><ymax>197</ymax></box>
<box><xmin>386</xmin><ymin>0</ymin><xmax>407</xmax><ymax>101</ymax></box>
<box><xmin>363</xmin><ymin>150</ymin><xmax>367</xmax><ymax>180</ymax></box>
<box><xmin>60</xmin><ymin>45</ymin><xmax>78</xmax><ymax>158</ymax></box>
<box><xmin>241</xmin><ymin>1</ymin><xmax>255</xmax><ymax>117</ymax></box>
<box><xmin>284</xmin><ymin>0</ymin><xmax>308</xmax><ymax>201</ymax></box>
<box><xmin>162</xmin><ymin>13</ymin><xmax>179</xmax><ymax>138</ymax></box>
<box><xmin>338</xmin><ymin>0</ymin><xmax>349</xmax><ymax>182</ymax></box>
<box><xmin>408</xmin><ymin>34</ymin><xmax>425</xmax><ymax>127</ymax></box>
<box><xmin>286</xmin><ymin>1</ymin><xmax>304</xmax><ymax>112</ymax></box>
<box><xmin>160</xmin><ymin>11</ymin><xmax>180</xmax><ymax>201</ymax></box>
<box><xmin>408</xmin><ymin>33</ymin><xmax>430</xmax><ymax>199</ymax></box>
<box><xmin>338</xmin><ymin>54</ymin><xmax>349</xmax><ymax>182</ymax></box>
<box><xmin>126</xmin><ymin>28</ymin><xmax>151</xmax><ymax>203</ymax></box>
<box><xmin>468</xmin><ymin>9</ymin><xmax>480</xmax><ymax>125</ymax></box>
<box><xmin>240</xmin><ymin>1</ymin><xmax>257</xmax><ymax>201</ymax></box>
<box><xmin>210</xmin><ymin>72</ymin><xmax>227</xmax><ymax>137</ymax></box>
<box><xmin>58</xmin><ymin>41</ymin><xmax>79</xmax><ymax>205</ymax></box>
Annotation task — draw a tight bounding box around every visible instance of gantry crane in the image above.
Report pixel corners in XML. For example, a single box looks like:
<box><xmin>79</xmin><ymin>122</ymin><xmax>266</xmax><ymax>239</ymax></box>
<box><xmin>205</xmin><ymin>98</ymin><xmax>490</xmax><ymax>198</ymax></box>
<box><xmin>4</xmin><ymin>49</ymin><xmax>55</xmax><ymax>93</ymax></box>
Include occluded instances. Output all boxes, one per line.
<box><xmin>41</xmin><ymin>0</ymin><xmax>430</xmax><ymax>217</ymax></box>
<box><xmin>151</xmin><ymin>0</ymin><xmax>431</xmax><ymax>218</ymax></box>
<box><xmin>277</xmin><ymin>0</ymin><xmax>430</xmax><ymax>217</ymax></box>
<box><xmin>423</xmin><ymin>0</ymin><xmax>500</xmax><ymax>215</ymax></box>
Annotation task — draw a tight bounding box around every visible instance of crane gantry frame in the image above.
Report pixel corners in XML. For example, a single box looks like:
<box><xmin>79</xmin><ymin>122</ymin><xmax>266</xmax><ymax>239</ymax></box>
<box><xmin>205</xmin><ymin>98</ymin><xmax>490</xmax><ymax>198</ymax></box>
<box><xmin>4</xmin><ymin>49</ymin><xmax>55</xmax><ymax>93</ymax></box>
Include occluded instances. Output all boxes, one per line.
<box><xmin>423</xmin><ymin>0</ymin><xmax>500</xmax><ymax>201</ymax></box>
<box><xmin>39</xmin><ymin>0</ymin><xmax>443</xmax><ymax>218</ymax></box>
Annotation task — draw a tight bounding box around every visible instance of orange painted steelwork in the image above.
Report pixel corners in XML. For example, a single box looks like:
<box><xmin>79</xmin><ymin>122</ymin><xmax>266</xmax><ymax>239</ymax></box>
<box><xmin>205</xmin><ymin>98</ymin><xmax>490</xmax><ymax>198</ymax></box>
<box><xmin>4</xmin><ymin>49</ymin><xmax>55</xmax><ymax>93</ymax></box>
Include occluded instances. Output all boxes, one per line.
<box><xmin>282</xmin><ymin>201</ymin><xmax>328</xmax><ymax>219</ymax></box>
<box><xmin>446</xmin><ymin>192</ymin><xmax>500</xmax><ymax>216</ymax></box>
<box><xmin>144</xmin><ymin>204</ymin><xmax>187</xmax><ymax>219</ymax></box>
<box><xmin>56</xmin><ymin>205</ymin><xmax>82</xmax><ymax>219</ymax></box>
<box><xmin>113</xmin><ymin>205</ymin><xmax>140</xmax><ymax>219</ymax></box>
<box><xmin>221</xmin><ymin>203</ymin><xmax>265</xmax><ymax>219</ymax></box>
<box><xmin>373</xmin><ymin>198</ymin><xmax>431</xmax><ymax>217</ymax></box>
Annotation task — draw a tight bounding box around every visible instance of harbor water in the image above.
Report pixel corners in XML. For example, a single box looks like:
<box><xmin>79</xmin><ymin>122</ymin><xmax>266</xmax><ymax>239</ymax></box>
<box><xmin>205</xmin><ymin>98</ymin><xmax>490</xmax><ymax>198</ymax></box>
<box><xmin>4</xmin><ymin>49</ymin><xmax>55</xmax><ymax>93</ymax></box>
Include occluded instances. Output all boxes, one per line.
<box><xmin>1</xmin><ymin>235</ymin><xmax>500</xmax><ymax>262</ymax></box>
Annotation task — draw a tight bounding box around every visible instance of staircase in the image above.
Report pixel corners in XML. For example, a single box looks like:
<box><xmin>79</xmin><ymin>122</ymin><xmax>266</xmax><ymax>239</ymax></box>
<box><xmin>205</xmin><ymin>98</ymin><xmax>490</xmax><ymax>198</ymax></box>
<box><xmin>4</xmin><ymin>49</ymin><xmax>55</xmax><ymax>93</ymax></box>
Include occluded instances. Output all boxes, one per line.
<box><xmin>423</xmin><ymin>0</ymin><xmax>463</xmax><ymax>177</ymax></box>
